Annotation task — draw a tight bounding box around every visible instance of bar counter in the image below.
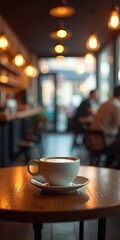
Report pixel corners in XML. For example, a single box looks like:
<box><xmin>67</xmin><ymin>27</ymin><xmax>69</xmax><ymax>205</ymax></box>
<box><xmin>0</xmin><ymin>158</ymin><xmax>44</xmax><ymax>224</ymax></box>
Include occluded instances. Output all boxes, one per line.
<box><xmin>0</xmin><ymin>106</ymin><xmax>42</xmax><ymax>167</ymax></box>
<box><xmin>0</xmin><ymin>106</ymin><xmax>42</xmax><ymax>121</ymax></box>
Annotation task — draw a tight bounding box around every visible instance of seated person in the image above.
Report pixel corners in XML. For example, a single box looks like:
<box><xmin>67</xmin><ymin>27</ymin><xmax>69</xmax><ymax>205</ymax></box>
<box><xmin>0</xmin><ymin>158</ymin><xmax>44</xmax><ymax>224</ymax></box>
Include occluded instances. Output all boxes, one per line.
<box><xmin>73</xmin><ymin>89</ymin><xmax>99</xmax><ymax>133</ymax></box>
<box><xmin>89</xmin><ymin>85</ymin><xmax>120</xmax><ymax>167</ymax></box>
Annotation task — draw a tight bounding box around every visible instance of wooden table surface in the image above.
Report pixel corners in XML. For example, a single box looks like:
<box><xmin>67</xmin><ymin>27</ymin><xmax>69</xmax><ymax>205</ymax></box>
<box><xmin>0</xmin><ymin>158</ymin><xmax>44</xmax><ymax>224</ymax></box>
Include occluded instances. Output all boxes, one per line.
<box><xmin>0</xmin><ymin>165</ymin><xmax>120</xmax><ymax>223</ymax></box>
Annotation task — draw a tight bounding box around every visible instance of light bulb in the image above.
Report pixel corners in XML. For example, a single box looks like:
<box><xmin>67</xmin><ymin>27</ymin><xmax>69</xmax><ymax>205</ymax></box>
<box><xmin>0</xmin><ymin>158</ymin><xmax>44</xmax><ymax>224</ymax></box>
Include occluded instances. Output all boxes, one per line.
<box><xmin>85</xmin><ymin>53</ymin><xmax>95</xmax><ymax>65</ymax></box>
<box><xmin>54</xmin><ymin>44</ymin><xmax>64</xmax><ymax>53</ymax></box>
<box><xmin>57</xmin><ymin>29</ymin><xmax>67</xmax><ymax>38</ymax></box>
<box><xmin>86</xmin><ymin>33</ymin><xmax>100</xmax><ymax>51</ymax></box>
<box><xmin>0</xmin><ymin>34</ymin><xmax>10</xmax><ymax>50</ymax></box>
<box><xmin>108</xmin><ymin>7</ymin><xmax>120</xmax><ymax>30</ymax></box>
<box><xmin>13</xmin><ymin>53</ymin><xmax>25</xmax><ymax>67</ymax></box>
<box><xmin>49</xmin><ymin>2</ymin><xmax>75</xmax><ymax>18</ymax></box>
<box><xmin>25</xmin><ymin>65</ymin><xmax>38</xmax><ymax>78</ymax></box>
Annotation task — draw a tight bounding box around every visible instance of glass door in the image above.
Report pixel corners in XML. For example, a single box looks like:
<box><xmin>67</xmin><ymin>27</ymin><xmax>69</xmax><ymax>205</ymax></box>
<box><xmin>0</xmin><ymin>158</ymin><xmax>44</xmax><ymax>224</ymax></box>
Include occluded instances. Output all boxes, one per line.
<box><xmin>38</xmin><ymin>73</ymin><xmax>57</xmax><ymax>132</ymax></box>
<box><xmin>38</xmin><ymin>73</ymin><xmax>73</xmax><ymax>133</ymax></box>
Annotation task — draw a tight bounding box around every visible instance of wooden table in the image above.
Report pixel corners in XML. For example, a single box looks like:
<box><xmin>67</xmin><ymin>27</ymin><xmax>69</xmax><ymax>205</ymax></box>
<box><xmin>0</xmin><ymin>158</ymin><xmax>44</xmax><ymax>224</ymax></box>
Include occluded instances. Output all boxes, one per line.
<box><xmin>0</xmin><ymin>165</ymin><xmax>120</xmax><ymax>240</ymax></box>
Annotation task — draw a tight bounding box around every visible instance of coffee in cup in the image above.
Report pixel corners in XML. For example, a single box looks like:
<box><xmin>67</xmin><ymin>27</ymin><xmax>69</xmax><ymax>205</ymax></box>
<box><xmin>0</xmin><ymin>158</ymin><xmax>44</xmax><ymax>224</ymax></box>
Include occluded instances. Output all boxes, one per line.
<box><xmin>27</xmin><ymin>157</ymin><xmax>80</xmax><ymax>186</ymax></box>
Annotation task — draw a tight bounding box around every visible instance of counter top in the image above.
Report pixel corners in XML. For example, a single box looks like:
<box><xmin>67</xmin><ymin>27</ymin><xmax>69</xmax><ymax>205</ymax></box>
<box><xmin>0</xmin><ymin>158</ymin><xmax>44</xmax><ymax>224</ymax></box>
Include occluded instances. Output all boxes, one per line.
<box><xmin>0</xmin><ymin>107</ymin><xmax>42</xmax><ymax>122</ymax></box>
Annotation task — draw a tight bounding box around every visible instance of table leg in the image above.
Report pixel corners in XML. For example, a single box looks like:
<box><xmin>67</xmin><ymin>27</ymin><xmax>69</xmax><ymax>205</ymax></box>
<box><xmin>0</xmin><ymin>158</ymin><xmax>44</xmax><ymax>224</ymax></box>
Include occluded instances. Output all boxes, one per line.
<box><xmin>79</xmin><ymin>221</ymin><xmax>84</xmax><ymax>240</ymax></box>
<box><xmin>97</xmin><ymin>218</ymin><xmax>106</xmax><ymax>240</ymax></box>
<box><xmin>33</xmin><ymin>223</ymin><xmax>43</xmax><ymax>240</ymax></box>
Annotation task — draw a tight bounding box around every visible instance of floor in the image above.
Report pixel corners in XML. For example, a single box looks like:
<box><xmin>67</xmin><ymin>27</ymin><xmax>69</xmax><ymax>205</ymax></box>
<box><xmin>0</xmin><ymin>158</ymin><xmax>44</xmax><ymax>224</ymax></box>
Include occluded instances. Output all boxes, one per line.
<box><xmin>0</xmin><ymin>132</ymin><xmax>120</xmax><ymax>240</ymax></box>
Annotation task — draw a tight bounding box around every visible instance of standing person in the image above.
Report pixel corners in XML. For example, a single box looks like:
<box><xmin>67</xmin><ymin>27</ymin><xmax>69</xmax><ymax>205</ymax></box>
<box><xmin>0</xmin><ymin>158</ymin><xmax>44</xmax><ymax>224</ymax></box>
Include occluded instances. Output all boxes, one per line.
<box><xmin>89</xmin><ymin>85</ymin><xmax>120</xmax><ymax>168</ymax></box>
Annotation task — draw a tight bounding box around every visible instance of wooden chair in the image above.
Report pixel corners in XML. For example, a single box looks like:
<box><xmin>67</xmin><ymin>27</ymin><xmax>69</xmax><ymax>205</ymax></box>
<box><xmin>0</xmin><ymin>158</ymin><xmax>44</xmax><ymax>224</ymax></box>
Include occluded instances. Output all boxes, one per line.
<box><xmin>71</xmin><ymin>118</ymin><xmax>89</xmax><ymax>151</ymax></box>
<box><xmin>17</xmin><ymin>140</ymin><xmax>36</xmax><ymax>163</ymax></box>
<box><xmin>84</xmin><ymin>129</ymin><xmax>108</xmax><ymax>166</ymax></box>
<box><xmin>17</xmin><ymin>117</ymin><xmax>47</xmax><ymax>163</ymax></box>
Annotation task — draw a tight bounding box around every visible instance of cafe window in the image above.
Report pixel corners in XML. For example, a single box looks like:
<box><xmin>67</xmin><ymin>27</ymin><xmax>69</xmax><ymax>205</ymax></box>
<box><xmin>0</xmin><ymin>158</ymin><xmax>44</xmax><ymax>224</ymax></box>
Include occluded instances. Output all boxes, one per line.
<box><xmin>38</xmin><ymin>57</ymin><xmax>96</xmax><ymax>105</ymax></box>
<box><xmin>97</xmin><ymin>44</ymin><xmax>114</xmax><ymax>103</ymax></box>
<box><xmin>38</xmin><ymin>57</ymin><xmax>96</xmax><ymax>132</ymax></box>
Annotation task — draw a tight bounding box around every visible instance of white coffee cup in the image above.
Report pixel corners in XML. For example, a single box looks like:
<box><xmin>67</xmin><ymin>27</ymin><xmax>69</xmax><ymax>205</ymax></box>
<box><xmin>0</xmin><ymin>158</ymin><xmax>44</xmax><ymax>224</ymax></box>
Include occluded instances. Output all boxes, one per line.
<box><xmin>27</xmin><ymin>156</ymin><xmax>80</xmax><ymax>186</ymax></box>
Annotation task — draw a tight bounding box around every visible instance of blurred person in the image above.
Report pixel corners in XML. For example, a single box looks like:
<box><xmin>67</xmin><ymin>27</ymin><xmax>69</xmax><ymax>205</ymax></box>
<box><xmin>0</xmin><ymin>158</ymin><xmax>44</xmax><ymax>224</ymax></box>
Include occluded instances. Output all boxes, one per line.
<box><xmin>89</xmin><ymin>85</ymin><xmax>120</xmax><ymax>168</ymax></box>
<box><xmin>73</xmin><ymin>89</ymin><xmax>99</xmax><ymax>133</ymax></box>
<box><xmin>71</xmin><ymin>89</ymin><xmax>99</xmax><ymax>149</ymax></box>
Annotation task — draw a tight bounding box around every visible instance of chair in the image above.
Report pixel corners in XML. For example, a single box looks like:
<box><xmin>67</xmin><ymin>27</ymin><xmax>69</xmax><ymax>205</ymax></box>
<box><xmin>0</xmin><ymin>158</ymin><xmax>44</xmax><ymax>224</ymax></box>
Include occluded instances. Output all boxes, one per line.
<box><xmin>84</xmin><ymin>129</ymin><xmax>108</xmax><ymax>166</ymax></box>
<box><xmin>25</xmin><ymin>118</ymin><xmax>46</xmax><ymax>154</ymax></box>
<box><xmin>71</xmin><ymin>117</ymin><xmax>89</xmax><ymax>151</ymax></box>
<box><xmin>17</xmin><ymin>139</ymin><xmax>36</xmax><ymax>163</ymax></box>
<box><xmin>17</xmin><ymin>116</ymin><xmax>47</xmax><ymax>163</ymax></box>
<box><xmin>71</xmin><ymin>130</ymin><xmax>86</xmax><ymax>151</ymax></box>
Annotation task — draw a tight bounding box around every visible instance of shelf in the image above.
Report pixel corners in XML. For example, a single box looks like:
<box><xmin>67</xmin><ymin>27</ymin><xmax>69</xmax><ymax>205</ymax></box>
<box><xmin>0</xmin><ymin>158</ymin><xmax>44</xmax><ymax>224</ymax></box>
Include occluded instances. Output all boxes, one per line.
<box><xmin>0</xmin><ymin>59</ymin><xmax>22</xmax><ymax>76</ymax></box>
<box><xmin>0</xmin><ymin>74</ymin><xmax>20</xmax><ymax>88</ymax></box>
<box><xmin>0</xmin><ymin>55</ymin><xmax>22</xmax><ymax>88</ymax></box>
<box><xmin>0</xmin><ymin>81</ymin><xmax>20</xmax><ymax>88</ymax></box>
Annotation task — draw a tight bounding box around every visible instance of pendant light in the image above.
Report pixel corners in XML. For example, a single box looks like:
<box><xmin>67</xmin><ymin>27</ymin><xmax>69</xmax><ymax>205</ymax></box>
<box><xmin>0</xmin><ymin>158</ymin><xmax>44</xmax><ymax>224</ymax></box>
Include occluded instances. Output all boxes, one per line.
<box><xmin>108</xmin><ymin>5</ymin><xmax>120</xmax><ymax>30</ymax></box>
<box><xmin>0</xmin><ymin>34</ymin><xmax>10</xmax><ymax>51</ymax></box>
<box><xmin>54</xmin><ymin>43</ymin><xmax>65</xmax><ymax>54</ymax></box>
<box><xmin>49</xmin><ymin>0</ymin><xmax>75</xmax><ymax>18</ymax></box>
<box><xmin>50</xmin><ymin>20</ymin><xmax>72</xmax><ymax>39</ymax></box>
<box><xmin>13</xmin><ymin>53</ymin><xmax>25</xmax><ymax>67</ymax></box>
<box><xmin>86</xmin><ymin>33</ymin><xmax>100</xmax><ymax>51</ymax></box>
<box><xmin>25</xmin><ymin>65</ymin><xmax>38</xmax><ymax>78</ymax></box>
<box><xmin>52</xmin><ymin>42</ymin><xmax>69</xmax><ymax>55</ymax></box>
<box><xmin>52</xmin><ymin>36</ymin><xmax>69</xmax><ymax>55</ymax></box>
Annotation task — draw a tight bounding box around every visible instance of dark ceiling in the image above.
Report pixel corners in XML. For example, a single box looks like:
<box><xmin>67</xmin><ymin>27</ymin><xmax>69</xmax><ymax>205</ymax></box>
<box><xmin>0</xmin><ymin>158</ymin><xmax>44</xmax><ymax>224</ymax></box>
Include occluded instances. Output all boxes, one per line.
<box><xmin>0</xmin><ymin>0</ymin><xmax>119</xmax><ymax>58</ymax></box>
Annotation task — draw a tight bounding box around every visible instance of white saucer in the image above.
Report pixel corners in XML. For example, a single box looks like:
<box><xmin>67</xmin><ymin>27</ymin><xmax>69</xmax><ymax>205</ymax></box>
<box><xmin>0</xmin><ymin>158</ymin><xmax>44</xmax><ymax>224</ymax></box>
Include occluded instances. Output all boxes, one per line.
<box><xmin>30</xmin><ymin>176</ymin><xmax>89</xmax><ymax>193</ymax></box>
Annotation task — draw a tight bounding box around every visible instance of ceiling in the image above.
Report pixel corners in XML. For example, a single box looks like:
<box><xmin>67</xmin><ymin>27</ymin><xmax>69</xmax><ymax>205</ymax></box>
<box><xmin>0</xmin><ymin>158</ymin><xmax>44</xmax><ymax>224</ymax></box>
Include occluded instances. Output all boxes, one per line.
<box><xmin>0</xmin><ymin>0</ymin><xmax>119</xmax><ymax>58</ymax></box>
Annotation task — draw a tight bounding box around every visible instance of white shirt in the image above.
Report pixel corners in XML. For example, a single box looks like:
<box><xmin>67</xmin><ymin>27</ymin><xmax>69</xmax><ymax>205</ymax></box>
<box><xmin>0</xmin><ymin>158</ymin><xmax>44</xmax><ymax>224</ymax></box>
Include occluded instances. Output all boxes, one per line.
<box><xmin>89</xmin><ymin>98</ymin><xmax>120</xmax><ymax>149</ymax></box>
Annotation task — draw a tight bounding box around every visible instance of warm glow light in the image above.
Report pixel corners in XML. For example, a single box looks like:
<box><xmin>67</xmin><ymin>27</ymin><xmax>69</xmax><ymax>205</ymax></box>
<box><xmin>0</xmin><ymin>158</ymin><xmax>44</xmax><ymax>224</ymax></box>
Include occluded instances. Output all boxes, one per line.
<box><xmin>86</xmin><ymin>33</ymin><xmax>100</xmax><ymax>51</ymax></box>
<box><xmin>85</xmin><ymin>53</ymin><xmax>95</xmax><ymax>65</ymax></box>
<box><xmin>13</xmin><ymin>53</ymin><xmax>25</xmax><ymax>67</ymax></box>
<box><xmin>50</xmin><ymin>29</ymin><xmax>71</xmax><ymax>40</ymax></box>
<box><xmin>75</xmin><ymin>64</ymin><xmax>85</xmax><ymax>75</ymax></box>
<box><xmin>54</xmin><ymin>44</ymin><xmax>64</xmax><ymax>53</ymax></box>
<box><xmin>49</xmin><ymin>6</ymin><xmax>75</xmax><ymax>17</ymax></box>
<box><xmin>80</xmin><ymin>84</ymin><xmax>86</xmax><ymax>92</ymax></box>
<box><xmin>57</xmin><ymin>29</ymin><xmax>67</xmax><ymax>38</ymax></box>
<box><xmin>88</xmin><ymin>36</ymin><xmax>97</xmax><ymax>49</ymax></box>
<box><xmin>50</xmin><ymin>21</ymin><xmax>72</xmax><ymax>40</ymax></box>
<box><xmin>25</xmin><ymin>65</ymin><xmax>38</xmax><ymax>78</ymax></box>
<box><xmin>0</xmin><ymin>34</ymin><xmax>10</xmax><ymax>50</ymax></box>
<box><xmin>56</xmin><ymin>55</ymin><xmax>65</xmax><ymax>60</ymax></box>
<box><xmin>108</xmin><ymin>7</ymin><xmax>120</xmax><ymax>30</ymax></box>
<box><xmin>49</xmin><ymin>1</ymin><xmax>75</xmax><ymax>18</ymax></box>
<box><xmin>0</xmin><ymin>75</ymin><xmax>8</xmax><ymax>83</ymax></box>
